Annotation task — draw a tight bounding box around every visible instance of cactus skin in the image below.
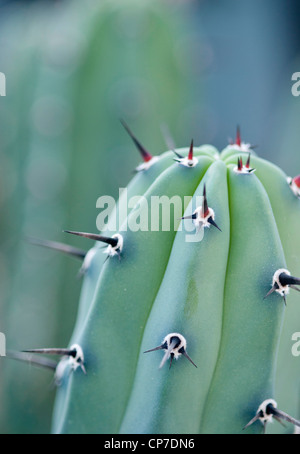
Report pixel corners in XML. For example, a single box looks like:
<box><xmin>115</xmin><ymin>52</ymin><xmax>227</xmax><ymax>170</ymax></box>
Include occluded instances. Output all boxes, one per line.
<box><xmin>225</xmin><ymin>153</ymin><xmax>300</xmax><ymax>433</ymax></box>
<box><xmin>51</xmin><ymin>143</ymin><xmax>300</xmax><ymax>435</ymax></box>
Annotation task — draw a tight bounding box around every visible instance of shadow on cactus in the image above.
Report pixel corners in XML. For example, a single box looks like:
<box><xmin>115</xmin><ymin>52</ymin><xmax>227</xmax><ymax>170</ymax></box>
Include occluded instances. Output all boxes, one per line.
<box><xmin>9</xmin><ymin>126</ymin><xmax>300</xmax><ymax>434</ymax></box>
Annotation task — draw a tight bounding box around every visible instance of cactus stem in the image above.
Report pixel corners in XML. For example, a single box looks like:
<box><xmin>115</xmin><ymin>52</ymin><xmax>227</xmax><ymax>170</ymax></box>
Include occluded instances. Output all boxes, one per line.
<box><xmin>27</xmin><ymin>237</ymin><xmax>87</xmax><ymax>261</ymax></box>
<box><xmin>264</xmin><ymin>268</ymin><xmax>300</xmax><ymax>304</ymax></box>
<box><xmin>287</xmin><ymin>175</ymin><xmax>300</xmax><ymax>198</ymax></box>
<box><xmin>173</xmin><ymin>140</ymin><xmax>199</xmax><ymax>168</ymax></box>
<box><xmin>244</xmin><ymin>399</ymin><xmax>300</xmax><ymax>432</ymax></box>
<box><xmin>120</xmin><ymin>119</ymin><xmax>159</xmax><ymax>171</ymax></box>
<box><xmin>144</xmin><ymin>333</ymin><xmax>197</xmax><ymax>370</ymax></box>
<box><xmin>182</xmin><ymin>185</ymin><xmax>221</xmax><ymax>232</ymax></box>
<box><xmin>64</xmin><ymin>231</ymin><xmax>123</xmax><ymax>259</ymax></box>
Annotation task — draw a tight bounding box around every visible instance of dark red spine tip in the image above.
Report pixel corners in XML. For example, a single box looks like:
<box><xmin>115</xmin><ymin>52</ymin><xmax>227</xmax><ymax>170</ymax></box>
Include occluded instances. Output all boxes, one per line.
<box><xmin>188</xmin><ymin>140</ymin><xmax>194</xmax><ymax>161</ymax></box>
<box><xmin>293</xmin><ymin>175</ymin><xmax>300</xmax><ymax>188</ymax></box>
<box><xmin>120</xmin><ymin>119</ymin><xmax>153</xmax><ymax>163</ymax></box>
<box><xmin>237</xmin><ymin>157</ymin><xmax>243</xmax><ymax>172</ymax></box>
<box><xmin>236</xmin><ymin>126</ymin><xmax>241</xmax><ymax>147</ymax></box>
<box><xmin>246</xmin><ymin>153</ymin><xmax>251</xmax><ymax>169</ymax></box>
<box><xmin>202</xmin><ymin>184</ymin><xmax>210</xmax><ymax>218</ymax></box>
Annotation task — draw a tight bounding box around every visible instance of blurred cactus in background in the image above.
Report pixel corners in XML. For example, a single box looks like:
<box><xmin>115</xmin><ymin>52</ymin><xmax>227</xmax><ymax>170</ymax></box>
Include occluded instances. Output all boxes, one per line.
<box><xmin>0</xmin><ymin>0</ymin><xmax>200</xmax><ymax>434</ymax></box>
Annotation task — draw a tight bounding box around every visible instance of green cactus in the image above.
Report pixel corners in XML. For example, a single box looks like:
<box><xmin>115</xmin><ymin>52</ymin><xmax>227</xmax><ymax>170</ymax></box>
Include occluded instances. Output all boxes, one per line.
<box><xmin>30</xmin><ymin>129</ymin><xmax>298</xmax><ymax>435</ymax></box>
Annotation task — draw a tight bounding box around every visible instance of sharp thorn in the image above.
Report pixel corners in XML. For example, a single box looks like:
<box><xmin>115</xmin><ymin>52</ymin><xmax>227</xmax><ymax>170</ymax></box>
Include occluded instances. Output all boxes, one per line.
<box><xmin>246</xmin><ymin>153</ymin><xmax>251</xmax><ymax>169</ymax></box>
<box><xmin>182</xmin><ymin>351</ymin><xmax>197</xmax><ymax>368</ymax></box>
<box><xmin>120</xmin><ymin>119</ymin><xmax>153</xmax><ymax>163</ymax></box>
<box><xmin>273</xmin><ymin>416</ymin><xmax>287</xmax><ymax>428</ymax></box>
<box><xmin>159</xmin><ymin>339</ymin><xmax>177</xmax><ymax>369</ymax></box>
<box><xmin>279</xmin><ymin>273</ymin><xmax>300</xmax><ymax>287</ymax></box>
<box><xmin>269</xmin><ymin>405</ymin><xmax>300</xmax><ymax>428</ymax></box>
<box><xmin>236</xmin><ymin>125</ymin><xmax>241</xmax><ymax>147</ymax></box>
<box><xmin>202</xmin><ymin>184</ymin><xmax>209</xmax><ymax>218</ymax></box>
<box><xmin>208</xmin><ymin>217</ymin><xmax>222</xmax><ymax>232</ymax></box>
<box><xmin>263</xmin><ymin>286</ymin><xmax>276</xmax><ymax>300</ymax></box>
<box><xmin>283</xmin><ymin>293</ymin><xmax>287</xmax><ymax>306</ymax></box>
<box><xmin>188</xmin><ymin>140</ymin><xmax>194</xmax><ymax>161</ymax></box>
<box><xmin>144</xmin><ymin>346</ymin><xmax>164</xmax><ymax>354</ymax></box>
<box><xmin>182</xmin><ymin>214</ymin><xmax>197</xmax><ymax>221</ymax></box>
<box><xmin>243</xmin><ymin>414</ymin><xmax>261</xmax><ymax>431</ymax></box>
<box><xmin>237</xmin><ymin>156</ymin><xmax>243</xmax><ymax>172</ymax></box>
<box><xmin>22</xmin><ymin>348</ymin><xmax>75</xmax><ymax>357</ymax></box>
<box><xmin>64</xmin><ymin>230</ymin><xmax>118</xmax><ymax>248</ymax></box>
<box><xmin>27</xmin><ymin>237</ymin><xmax>86</xmax><ymax>261</ymax></box>
<box><xmin>263</xmin><ymin>421</ymin><xmax>267</xmax><ymax>434</ymax></box>
<box><xmin>80</xmin><ymin>363</ymin><xmax>87</xmax><ymax>375</ymax></box>
<box><xmin>172</xmin><ymin>149</ymin><xmax>184</xmax><ymax>159</ymax></box>
<box><xmin>159</xmin><ymin>350</ymin><xmax>170</xmax><ymax>369</ymax></box>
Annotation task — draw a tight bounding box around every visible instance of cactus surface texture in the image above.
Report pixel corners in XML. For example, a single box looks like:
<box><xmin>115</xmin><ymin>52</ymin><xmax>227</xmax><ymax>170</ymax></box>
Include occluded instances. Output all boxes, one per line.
<box><xmin>43</xmin><ymin>135</ymin><xmax>300</xmax><ymax>435</ymax></box>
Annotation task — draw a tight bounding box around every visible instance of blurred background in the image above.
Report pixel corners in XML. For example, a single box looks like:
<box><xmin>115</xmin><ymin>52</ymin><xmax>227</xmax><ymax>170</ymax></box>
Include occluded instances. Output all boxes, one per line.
<box><xmin>0</xmin><ymin>0</ymin><xmax>299</xmax><ymax>434</ymax></box>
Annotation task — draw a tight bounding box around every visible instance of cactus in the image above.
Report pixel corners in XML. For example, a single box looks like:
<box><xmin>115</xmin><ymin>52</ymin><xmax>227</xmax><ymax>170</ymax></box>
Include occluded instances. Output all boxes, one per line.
<box><xmin>20</xmin><ymin>128</ymin><xmax>295</xmax><ymax>435</ymax></box>
<box><xmin>0</xmin><ymin>0</ymin><xmax>196</xmax><ymax>434</ymax></box>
